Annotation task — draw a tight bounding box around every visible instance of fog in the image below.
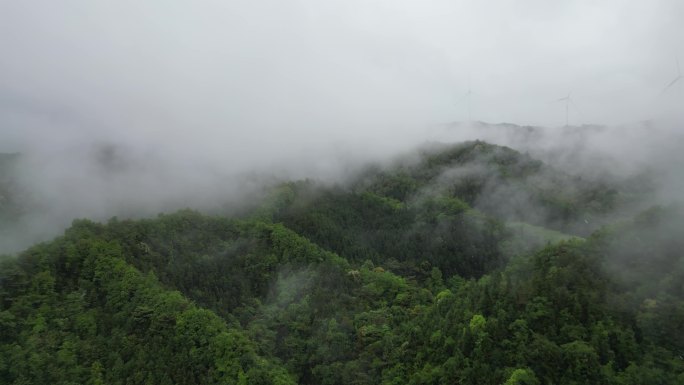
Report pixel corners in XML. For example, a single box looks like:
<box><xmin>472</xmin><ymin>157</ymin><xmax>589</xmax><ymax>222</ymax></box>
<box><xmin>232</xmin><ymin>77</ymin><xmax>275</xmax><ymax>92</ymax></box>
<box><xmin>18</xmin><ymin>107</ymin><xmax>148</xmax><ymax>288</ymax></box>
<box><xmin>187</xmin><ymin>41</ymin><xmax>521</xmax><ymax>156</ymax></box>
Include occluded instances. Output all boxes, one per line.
<box><xmin>1</xmin><ymin>1</ymin><xmax>683</xmax><ymax>253</ymax></box>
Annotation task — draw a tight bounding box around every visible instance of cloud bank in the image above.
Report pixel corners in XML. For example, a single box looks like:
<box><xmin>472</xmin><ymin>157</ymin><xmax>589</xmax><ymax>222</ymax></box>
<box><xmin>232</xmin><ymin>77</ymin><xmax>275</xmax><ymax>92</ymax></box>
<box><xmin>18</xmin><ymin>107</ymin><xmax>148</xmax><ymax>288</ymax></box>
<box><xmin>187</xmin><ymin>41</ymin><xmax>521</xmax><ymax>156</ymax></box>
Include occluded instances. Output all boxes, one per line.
<box><xmin>1</xmin><ymin>1</ymin><xmax>683</xmax><ymax>252</ymax></box>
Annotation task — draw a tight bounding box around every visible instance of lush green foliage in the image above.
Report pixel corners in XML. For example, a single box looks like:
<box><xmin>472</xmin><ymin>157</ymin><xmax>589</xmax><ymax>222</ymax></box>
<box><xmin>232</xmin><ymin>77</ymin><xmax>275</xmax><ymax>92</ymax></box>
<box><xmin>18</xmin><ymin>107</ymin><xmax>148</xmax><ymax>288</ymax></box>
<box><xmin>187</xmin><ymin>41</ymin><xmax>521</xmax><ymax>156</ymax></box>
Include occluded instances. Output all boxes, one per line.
<box><xmin>1</xmin><ymin>142</ymin><xmax>682</xmax><ymax>384</ymax></box>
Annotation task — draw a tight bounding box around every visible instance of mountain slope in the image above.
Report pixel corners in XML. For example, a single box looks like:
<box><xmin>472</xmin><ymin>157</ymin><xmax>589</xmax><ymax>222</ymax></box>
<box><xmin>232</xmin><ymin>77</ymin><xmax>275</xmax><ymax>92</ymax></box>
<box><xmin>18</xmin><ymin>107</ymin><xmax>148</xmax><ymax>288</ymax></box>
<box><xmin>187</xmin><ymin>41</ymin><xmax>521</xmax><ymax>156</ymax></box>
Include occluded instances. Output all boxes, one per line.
<box><xmin>262</xmin><ymin>141</ymin><xmax>628</xmax><ymax>280</ymax></box>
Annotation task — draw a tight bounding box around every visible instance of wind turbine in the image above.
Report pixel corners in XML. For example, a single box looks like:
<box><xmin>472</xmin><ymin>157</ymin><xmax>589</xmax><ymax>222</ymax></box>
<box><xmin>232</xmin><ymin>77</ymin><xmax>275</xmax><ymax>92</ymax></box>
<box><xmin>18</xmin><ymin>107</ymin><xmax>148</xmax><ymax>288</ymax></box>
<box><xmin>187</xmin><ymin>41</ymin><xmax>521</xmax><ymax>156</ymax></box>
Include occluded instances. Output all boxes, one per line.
<box><xmin>556</xmin><ymin>92</ymin><xmax>571</xmax><ymax>127</ymax></box>
<box><xmin>662</xmin><ymin>56</ymin><xmax>682</xmax><ymax>94</ymax></box>
<box><xmin>458</xmin><ymin>75</ymin><xmax>475</xmax><ymax>122</ymax></box>
<box><xmin>555</xmin><ymin>92</ymin><xmax>583</xmax><ymax>127</ymax></box>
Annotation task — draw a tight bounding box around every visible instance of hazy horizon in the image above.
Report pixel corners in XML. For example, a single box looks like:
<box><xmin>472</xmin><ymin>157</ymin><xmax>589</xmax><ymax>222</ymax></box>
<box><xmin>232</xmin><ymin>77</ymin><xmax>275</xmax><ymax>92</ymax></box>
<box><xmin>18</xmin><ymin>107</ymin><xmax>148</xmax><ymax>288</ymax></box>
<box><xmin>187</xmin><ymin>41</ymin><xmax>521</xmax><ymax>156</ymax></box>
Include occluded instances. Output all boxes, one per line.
<box><xmin>2</xmin><ymin>1</ymin><xmax>683</xmax><ymax>153</ymax></box>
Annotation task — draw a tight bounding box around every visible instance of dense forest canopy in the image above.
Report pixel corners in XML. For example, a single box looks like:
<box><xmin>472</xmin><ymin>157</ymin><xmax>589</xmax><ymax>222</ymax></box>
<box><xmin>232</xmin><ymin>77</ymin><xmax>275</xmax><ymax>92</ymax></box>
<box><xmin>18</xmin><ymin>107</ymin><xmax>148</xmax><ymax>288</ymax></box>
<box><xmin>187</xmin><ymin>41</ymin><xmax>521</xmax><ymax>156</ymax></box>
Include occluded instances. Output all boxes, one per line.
<box><xmin>1</xmin><ymin>140</ymin><xmax>683</xmax><ymax>384</ymax></box>
<box><xmin>3</xmin><ymin>1</ymin><xmax>684</xmax><ymax>383</ymax></box>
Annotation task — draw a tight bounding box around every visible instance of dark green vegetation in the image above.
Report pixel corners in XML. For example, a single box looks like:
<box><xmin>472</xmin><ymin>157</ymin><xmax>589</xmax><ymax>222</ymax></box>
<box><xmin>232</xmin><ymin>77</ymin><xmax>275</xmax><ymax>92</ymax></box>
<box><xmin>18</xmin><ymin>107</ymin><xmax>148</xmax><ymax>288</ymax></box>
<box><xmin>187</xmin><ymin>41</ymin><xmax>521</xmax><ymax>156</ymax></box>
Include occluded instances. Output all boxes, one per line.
<box><xmin>1</xmin><ymin>141</ymin><xmax>682</xmax><ymax>384</ymax></box>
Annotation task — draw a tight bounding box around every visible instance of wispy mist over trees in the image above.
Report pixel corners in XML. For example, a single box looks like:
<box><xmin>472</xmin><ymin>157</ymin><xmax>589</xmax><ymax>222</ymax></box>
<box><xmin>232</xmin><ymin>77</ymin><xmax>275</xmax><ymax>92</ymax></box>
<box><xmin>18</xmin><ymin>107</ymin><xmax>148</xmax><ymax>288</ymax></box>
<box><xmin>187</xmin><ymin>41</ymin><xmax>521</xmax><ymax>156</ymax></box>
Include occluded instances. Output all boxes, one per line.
<box><xmin>2</xmin><ymin>1</ymin><xmax>684</xmax><ymax>384</ymax></box>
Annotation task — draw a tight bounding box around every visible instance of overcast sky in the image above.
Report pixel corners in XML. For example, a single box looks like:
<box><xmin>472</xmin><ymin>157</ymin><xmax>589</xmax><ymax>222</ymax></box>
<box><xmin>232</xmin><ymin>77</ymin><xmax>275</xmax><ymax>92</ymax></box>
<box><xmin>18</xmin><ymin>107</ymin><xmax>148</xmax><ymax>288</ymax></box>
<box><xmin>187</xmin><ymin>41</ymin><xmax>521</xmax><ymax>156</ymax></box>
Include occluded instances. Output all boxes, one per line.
<box><xmin>1</xmin><ymin>0</ymin><xmax>683</xmax><ymax>253</ymax></box>
<box><xmin>1</xmin><ymin>0</ymin><xmax>683</xmax><ymax>156</ymax></box>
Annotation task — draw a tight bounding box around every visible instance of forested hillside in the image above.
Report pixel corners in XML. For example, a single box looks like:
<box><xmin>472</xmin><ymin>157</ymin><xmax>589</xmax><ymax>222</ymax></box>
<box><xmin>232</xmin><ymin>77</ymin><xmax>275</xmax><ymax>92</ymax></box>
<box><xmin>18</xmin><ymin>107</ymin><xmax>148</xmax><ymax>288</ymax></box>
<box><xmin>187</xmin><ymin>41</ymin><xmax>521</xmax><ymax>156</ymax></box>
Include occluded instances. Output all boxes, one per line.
<box><xmin>1</xmin><ymin>142</ymin><xmax>682</xmax><ymax>384</ymax></box>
